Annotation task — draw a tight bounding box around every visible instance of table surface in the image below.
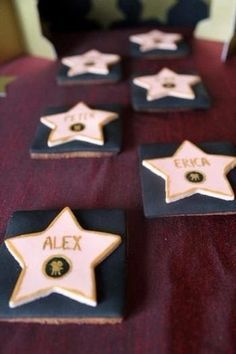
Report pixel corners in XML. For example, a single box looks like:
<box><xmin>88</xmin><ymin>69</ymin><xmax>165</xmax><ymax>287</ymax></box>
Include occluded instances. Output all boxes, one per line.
<box><xmin>0</xmin><ymin>28</ymin><xmax>236</xmax><ymax>354</ymax></box>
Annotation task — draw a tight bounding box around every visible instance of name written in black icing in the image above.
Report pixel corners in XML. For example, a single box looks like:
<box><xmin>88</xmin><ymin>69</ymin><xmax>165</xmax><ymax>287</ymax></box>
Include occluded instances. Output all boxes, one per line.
<box><xmin>173</xmin><ymin>158</ymin><xmax>210</xmax><ymax>169</ymax></box>
<box><xmin>42</xmin><ymin>236</ymin><xmax>82</xmax><ymax>251</ymax></box>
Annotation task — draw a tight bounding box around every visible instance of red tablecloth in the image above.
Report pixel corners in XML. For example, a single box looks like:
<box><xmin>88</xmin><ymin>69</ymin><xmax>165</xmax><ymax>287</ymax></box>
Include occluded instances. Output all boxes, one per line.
<box><xmin>0</xmin><ymin>29</ymin><xmax>236</xmax><ymax>354</ymax></box>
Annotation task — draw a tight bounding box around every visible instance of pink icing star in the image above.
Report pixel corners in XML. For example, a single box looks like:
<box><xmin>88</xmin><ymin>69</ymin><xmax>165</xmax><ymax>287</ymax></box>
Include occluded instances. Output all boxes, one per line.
<box><xmin>130</xmin><ymin>30</ymin><xmax>182</xmax><ymax>52</ymax></box>
<box><xmin>40</xmin><ymin>102</ymin><xmax>118</xmax><ymax>147</ymax></box>
<box><xmin>5</xmin><ymin>207</ymin><xmax>121</xmax><ymax>308</ymax></box>
<box><xmin>62</xmin><ymin>50</ymin><xmax>120</xmax><ymax>77</ymax></box>
<box><xmin>134</xmin><ymin>68</ymin><xmax>200</xmax><ymax>101</ymax></box>
<box><xmin>143</xmin><ymin>140</ymin><xmax>236</xmax><ymax>203</ymax></box>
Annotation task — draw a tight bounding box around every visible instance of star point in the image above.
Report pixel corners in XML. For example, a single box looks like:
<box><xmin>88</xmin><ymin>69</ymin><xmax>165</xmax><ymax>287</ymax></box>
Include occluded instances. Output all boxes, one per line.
<box><xmin>130</xmin><ymin>30</ymin><xmax>182</xmax><ymax>52</ymax></box>
<box><xmin>5</xmin><ymin>207</ymin><xmax>122</xmax><ymax>308</ymax></box>
<box><xmin>61</xmin><ymin>50</ymin><xmax>120</xmax><ymax>77</ymax></box>
<box><xmin>0</xmin><ymin>76</ymin><xmax>16</xmax><ymax>97</ymax></box>
<box><xmin>40</xmin><ymin>102</ymin><xmax>118</xmax><ymax>147</ymax></box>
<box><xmin>134</xmin><ymin>68</ymin><xmax>200</xmax><ymax>101</ymax></box>
<box><xmin>143</xmin><ymin>140</ymin><xmax>236</xmax><ymax>203</ymax></box>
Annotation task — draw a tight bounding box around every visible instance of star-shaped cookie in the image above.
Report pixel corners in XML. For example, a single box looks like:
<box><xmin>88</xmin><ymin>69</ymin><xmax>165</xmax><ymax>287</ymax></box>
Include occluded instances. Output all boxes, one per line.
<box><xmin>0</xmin><ymin>76</ymin><xmax>15</xmax><ymax>97</ymax></box>
<box><xmin>61</xmin><ymin>50</ymin><xmax>120</xmax><ymax>77</ymax></box>
<box><xmin>130</xmin><ymin>30</ymin><xmax>182</xmax><ymax>52</ymax></box>
<box><xmin>142</xmin><ymin>140</ymin><xmax>236</xmax><ymax>203</ymax></box>
<box><xmin>5</xmin><ymin>207</ymin><xmax>122</xmax><ymax>308</ymax></box>
<box><xmin>40</xmin><ymin>102</ymin><xmax>118</xmax><ymax>147</ymax></box>
<box><xmin>133</xmin><ymin>68</ymin><xmax>200</xmax><ymax>101</ymax></box>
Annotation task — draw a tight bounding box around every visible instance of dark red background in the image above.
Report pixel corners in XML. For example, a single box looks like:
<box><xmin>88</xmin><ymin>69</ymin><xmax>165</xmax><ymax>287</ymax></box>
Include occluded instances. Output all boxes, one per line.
<box><xmin>0</xmin><ymin>29</ymin><xmax>236</xmax><ymax>354</ymax></box>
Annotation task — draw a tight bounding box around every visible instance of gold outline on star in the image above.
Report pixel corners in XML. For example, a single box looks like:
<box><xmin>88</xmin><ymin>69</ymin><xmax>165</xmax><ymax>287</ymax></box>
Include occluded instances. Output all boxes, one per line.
<box><xmin>40</xmin><ymin>102</ymin><xmax>118</xmax><ymax>147</ymax></box>
<box><xmin>142</xmin><ymin>140</ymin><xmax>236</xmax><ymax>203</ymax></box>
<box><xmin>5</xmin><ymin>207</ymin><xmax>122</xmax><ymax>308</ymax></box>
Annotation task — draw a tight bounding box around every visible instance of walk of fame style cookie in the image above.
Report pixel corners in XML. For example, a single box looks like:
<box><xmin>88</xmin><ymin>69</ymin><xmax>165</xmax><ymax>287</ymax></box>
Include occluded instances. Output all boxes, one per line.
<box><xmin>129</xmin><ymin>30</ymin><xmax>190</xmax><ymax>58</ymax></box>
<box><xmin>139</xmin><ymin>141</ymin><xmax>236</xmax><ymax>218</ymax></box>
<box><xmin>132</xmin><ymin>68</ymin><xmax>210</xmax><ymax>112</ymax></box>
<box><xmin>30</xmin><ymin>102</ymin><xmax>122</xmax><ymax>159</ymax></box>
<box><xmin>0</xmin><ymin>208</ymin><xmax>126</xmax><ymax>323</ymax></box>
<box><xmin>57</xmin><ymin>49</ymin><xmax>121</xmax><ymax>85</ymax></box>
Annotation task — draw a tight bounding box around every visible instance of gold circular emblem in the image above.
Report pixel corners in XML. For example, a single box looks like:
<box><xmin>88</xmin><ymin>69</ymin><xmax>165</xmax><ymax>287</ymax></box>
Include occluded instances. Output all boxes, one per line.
<box><xmin>70</xmin><ymin>123</ymin><xmax>85</xmax><ymax>132</ymax></box>
<box><xmin>85</xmin><ymin>61</ymin><xmax>95</xmax><ymax>66</ymax></box>
<box><xmin>162</xmin><ymin>82</ymin><xmax>176</xmax><ymax>88</ymax></box>
<box><xmin>43</xmin><ymin>256</ymin><xmax>71</xmax><ymax>278</ymax></box>
<box><xmin>185</xmin><ymin>171</ymin><xmax>205</xmax><ymax>183</ymax></box>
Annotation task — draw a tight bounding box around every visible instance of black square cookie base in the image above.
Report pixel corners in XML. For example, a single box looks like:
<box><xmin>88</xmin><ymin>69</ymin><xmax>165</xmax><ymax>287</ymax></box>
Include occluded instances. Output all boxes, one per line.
<box><xmin>139</xmin><ymin>142</ymin><xmax>236</xmax><ymax>218</ymax></box>
<box><xmin>0</xmin><ymin>209</ymin><xmax>126</xmax><ymax>324</ymax></box>
<box><xmin>130</xmin><ymin>40</ymin><xmax>190</xmax><ymax>59</ymax></box>
<box><xmin>132</xmin><ymin>75</ymin><xmax>211</xmax><ymax>112</ymax></box>
<box><xmin>57</xmin><ymin>62</ymin><xmax>121</xmax><ymax>85</ymax></box>
<box><xmin>30</xmin><ymin>104</ymin><xmax>122</xmax><ymax>159</ymax></box>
